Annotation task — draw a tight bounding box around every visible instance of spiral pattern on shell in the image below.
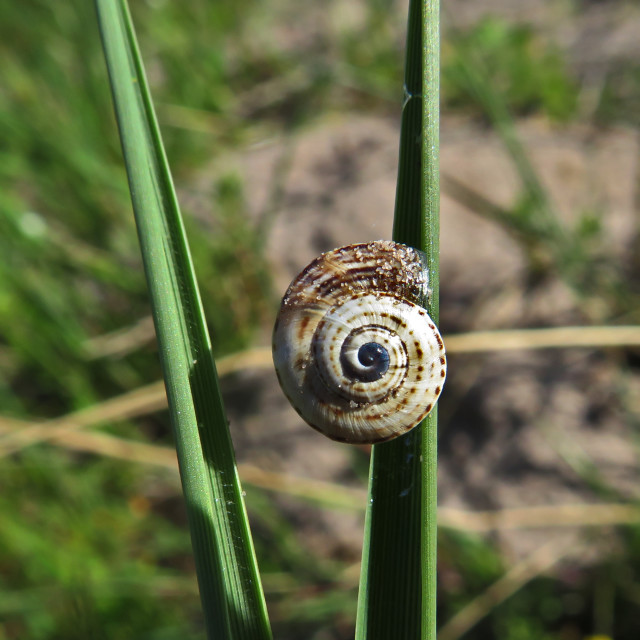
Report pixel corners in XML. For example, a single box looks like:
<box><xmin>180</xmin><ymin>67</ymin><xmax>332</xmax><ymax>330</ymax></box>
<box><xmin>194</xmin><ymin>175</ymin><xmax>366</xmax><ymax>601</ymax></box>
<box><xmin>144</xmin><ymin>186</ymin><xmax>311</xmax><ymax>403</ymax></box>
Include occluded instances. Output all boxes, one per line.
<box><xmin>272</xmin><ymin>240</ymin><xmax>446</xmax><ymax>444</ymax></box>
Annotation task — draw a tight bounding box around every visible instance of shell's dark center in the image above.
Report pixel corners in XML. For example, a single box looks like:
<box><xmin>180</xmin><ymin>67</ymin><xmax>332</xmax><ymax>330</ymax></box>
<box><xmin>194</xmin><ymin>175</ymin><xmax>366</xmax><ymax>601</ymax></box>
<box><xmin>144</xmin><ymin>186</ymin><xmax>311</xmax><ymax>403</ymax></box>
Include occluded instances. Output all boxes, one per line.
<box><xmin>355</xmin><ymin>342</ymin><xmax>390</xmax><ymax>381</ymax></box>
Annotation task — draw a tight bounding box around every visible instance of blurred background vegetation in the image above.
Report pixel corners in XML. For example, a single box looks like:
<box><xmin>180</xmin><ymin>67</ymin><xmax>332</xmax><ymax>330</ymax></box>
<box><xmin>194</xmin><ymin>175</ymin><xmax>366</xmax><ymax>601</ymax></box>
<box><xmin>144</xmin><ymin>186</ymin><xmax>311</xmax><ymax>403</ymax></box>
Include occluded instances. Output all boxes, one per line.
<box><xmin>1</xmin><ymin>0</ymin><xmax>640</xmax><ymax>638</ymax></box>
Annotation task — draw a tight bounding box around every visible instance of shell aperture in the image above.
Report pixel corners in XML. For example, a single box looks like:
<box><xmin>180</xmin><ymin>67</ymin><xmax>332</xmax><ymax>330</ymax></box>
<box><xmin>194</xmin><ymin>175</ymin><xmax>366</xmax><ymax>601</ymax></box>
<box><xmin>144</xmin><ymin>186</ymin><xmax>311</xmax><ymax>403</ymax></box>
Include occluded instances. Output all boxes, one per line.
<box><xmin>272</xmin><ymin>240</ymin><xmax>446</xmax><ymax>444</ymax></box>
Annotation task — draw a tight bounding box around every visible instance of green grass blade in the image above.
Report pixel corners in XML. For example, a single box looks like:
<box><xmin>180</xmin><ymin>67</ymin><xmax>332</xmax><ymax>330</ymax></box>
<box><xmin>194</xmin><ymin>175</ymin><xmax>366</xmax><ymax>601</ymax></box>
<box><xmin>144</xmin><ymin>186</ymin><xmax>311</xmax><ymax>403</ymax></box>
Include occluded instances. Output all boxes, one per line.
<box><xmin>355</xmin><ymin>0</ymin><xmax>439</xmax><ymax>638</ymax></box>
<box><xmin>445</xmin><ymin>25</ymin><xmax>557</xmax><ymax>234</ymax></box>
<box><xmin>94</xmin><ymin>2</ymin><xmax>272</xmax><ymax>638</ymax></box>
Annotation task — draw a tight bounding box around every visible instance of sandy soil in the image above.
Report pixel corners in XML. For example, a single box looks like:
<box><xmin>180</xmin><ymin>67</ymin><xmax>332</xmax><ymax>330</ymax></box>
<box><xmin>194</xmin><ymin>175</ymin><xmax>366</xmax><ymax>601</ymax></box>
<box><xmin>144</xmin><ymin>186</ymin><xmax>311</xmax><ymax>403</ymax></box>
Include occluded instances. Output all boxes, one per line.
<box><xmin>211</xmin><ymin>0</ymin><xmax>640</xmax><ymax>564</ymax></box>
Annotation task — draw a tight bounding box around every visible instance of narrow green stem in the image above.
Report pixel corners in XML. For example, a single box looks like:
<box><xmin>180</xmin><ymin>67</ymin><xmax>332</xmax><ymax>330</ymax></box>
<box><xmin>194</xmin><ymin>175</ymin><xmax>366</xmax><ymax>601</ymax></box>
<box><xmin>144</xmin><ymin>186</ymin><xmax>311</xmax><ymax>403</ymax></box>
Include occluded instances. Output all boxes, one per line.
<box><xmin>420</xmin><ymin>5</ymin><xmax>440</xmax><ymax>638</ymax></box>
<box><xmin>356</xmin><ymin>0</ymin><xmax>440</xmax><ymax>638</ymax></box>
<box><xmin>94</xmin><ymin>2</ymin><xmax>271</xmax><ymax>638</ymax></box>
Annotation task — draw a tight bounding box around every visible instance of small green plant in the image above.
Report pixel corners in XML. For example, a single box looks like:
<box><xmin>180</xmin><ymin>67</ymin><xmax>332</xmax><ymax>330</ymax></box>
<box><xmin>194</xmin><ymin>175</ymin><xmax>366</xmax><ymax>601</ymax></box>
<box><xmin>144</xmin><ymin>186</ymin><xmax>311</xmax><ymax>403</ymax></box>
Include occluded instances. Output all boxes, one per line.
<box><xmin>595</xmin><ymin>63</ymin><xmax>640</xmax><ymax>127</ymax></box>
<box><xmin>443</xmin><ymin>17</ymin><xmax>578</xmax><ymax>122</ymax></box>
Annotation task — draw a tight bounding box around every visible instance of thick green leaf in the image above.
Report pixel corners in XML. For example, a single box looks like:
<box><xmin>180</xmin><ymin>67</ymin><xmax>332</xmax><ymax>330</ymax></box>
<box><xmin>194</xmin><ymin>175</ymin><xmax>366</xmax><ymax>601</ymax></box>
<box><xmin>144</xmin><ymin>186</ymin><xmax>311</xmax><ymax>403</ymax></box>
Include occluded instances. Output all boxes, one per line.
<box><xmin>356</xmin><ymin>0</ymin><xmax>440</xmax><ymax>638</ymax></box>
<box><xmin>94</xmin><ymin>2</ymin><xmax>272</xmax><ymax>638</ymax></box>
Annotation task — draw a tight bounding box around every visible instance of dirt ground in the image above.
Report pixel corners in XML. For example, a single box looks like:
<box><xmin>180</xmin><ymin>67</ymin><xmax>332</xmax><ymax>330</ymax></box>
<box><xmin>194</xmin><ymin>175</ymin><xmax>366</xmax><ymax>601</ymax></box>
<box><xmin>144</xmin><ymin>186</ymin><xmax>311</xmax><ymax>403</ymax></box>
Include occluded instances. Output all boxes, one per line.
<box><xmin>214</xmin><ymin>1</ymin><xmax>640</xmax><ymax>565</ymax></box>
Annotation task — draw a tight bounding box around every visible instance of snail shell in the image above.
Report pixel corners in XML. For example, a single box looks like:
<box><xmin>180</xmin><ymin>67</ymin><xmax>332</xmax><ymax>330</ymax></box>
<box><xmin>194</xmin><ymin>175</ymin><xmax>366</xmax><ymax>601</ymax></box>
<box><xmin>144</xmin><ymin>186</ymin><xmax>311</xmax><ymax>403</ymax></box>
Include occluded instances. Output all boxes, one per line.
<box><xmin>272</xmin><ymin>240</ymin><xmax>446</xmax><ymax>444</ymax></box>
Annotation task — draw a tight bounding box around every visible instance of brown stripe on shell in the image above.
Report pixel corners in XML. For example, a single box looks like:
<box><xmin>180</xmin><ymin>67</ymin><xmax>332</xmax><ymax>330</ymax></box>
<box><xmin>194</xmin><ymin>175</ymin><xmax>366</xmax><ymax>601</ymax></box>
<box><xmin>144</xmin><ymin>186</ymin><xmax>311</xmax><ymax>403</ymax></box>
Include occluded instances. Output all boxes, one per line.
<box><xmin>297</xmin><ymin>315</ymin><xmax>311</xmax><ymax>341</ymax></box>
<box><xmin>280</xmin><ymin>241</ymin><xmax>430</xmax><ymax>310</ymax></box>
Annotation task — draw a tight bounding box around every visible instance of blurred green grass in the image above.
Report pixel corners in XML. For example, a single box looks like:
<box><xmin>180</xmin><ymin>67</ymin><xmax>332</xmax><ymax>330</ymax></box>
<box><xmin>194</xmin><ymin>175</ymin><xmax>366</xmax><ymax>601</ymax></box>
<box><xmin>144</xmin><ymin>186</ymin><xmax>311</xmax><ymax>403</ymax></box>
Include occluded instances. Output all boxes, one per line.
<box><xmin>1</xmin><ymin>0</ymin><xmax>640</xmax><ymax>638</ymax></box>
